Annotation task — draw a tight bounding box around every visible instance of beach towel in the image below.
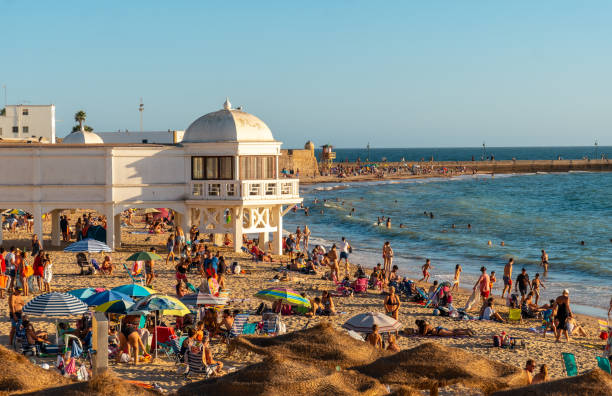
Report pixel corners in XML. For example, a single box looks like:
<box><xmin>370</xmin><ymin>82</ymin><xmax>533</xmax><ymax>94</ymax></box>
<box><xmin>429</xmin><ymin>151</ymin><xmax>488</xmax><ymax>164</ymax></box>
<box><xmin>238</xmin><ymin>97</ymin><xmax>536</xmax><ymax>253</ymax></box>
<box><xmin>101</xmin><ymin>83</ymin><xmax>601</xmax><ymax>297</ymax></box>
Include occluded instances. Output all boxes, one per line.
<box><xmin>463</xmin><ymin>289</ymin><xmax>481</xmax><ymax>311</ymax></box>
<box><xmin>71</xmin><ymin>339</ymin><xmax>83</xmax><ymax>358</ymax></box>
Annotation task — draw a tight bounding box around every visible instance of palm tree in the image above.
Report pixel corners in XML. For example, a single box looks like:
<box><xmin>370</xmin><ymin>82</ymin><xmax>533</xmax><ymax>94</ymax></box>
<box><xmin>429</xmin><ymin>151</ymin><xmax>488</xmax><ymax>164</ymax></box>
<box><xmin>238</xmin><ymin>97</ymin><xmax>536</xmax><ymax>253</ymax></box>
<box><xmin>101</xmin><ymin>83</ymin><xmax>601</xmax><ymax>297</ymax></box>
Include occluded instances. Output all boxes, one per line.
<box><xmin>74</xmin><ymin>110</ymin><xmax>86</xmax><ymax>129</ymax></box>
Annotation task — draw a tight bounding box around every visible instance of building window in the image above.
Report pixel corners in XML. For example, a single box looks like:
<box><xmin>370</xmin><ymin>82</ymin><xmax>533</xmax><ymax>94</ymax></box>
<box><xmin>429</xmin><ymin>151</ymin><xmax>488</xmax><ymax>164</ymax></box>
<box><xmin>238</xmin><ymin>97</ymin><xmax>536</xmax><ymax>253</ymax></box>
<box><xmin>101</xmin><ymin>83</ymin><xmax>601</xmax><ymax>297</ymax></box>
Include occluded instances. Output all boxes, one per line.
<box><xmin>239</xmin><ymin>156</ymin><xmax>276</xmax><ymax>180</ymax></box>
<box><xmin>191</xmin><ymin>156</ymin><xmax>233</xmax><ymax>180</ymax></box>
<box><xmin>22</xmin><ymin>109</ymin><xmax>29</xmax><ymax>116</ymax></box>
<box><xmin>12</xmin><ymin>126</ymin><xmax>18</xmax><ymax>133</ymax></box>
<box><xmin>23</xmin><ymin>126</ymin><xmax>29</xmax><ymax>133</ymax></box>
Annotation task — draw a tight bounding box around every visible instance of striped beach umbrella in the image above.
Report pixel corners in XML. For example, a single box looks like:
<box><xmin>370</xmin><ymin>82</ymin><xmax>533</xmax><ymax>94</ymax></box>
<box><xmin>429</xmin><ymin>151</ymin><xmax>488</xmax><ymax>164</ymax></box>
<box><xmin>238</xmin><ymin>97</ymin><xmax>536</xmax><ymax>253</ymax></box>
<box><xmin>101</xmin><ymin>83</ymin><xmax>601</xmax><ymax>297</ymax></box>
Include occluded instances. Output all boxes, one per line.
<box><xmin>254</xmin><ymin>287</ymin><xmax>311</xmax><ymax>308</ymax></box>
<box><xmin>111</xmin><ymin>284</ymin><xmax>155</xmax><ymax>298</ymax></box>
<box><xmin>342</xmin><ymin>312</ymin><xmax>402</xmax><ymax>334</ymax></box>
<box><xmin>95</xmin><ymin>299</ymin><xmax>134</xmax><ymax>314</ymax></box>
<box><xmin>64</xmin><ymin>238</ymin><xmax>112</xmax><ymax>253</ymax></box>
<box><xmin>180</xmin><ymin>292</ymin><xmax>228</xmax><ymax>307</ymax></box>
<box><xmin>67</xmin><ymin>287</ymin><xmax>97</xmax><ymax>301</ymax></box>
<box><xmin>85</xmin><ymin>290</ymin><xmax>134</xmax><ymax>307</ymax></box>
<box><xmin>128</xmin><ymin>294</ymin><xmax>190</xmax><ymax>316</ymax></box>
<box><xmin>23</xmin><ymin>292</ymin><xmax>88</xmax><ymax>317</ymax></box>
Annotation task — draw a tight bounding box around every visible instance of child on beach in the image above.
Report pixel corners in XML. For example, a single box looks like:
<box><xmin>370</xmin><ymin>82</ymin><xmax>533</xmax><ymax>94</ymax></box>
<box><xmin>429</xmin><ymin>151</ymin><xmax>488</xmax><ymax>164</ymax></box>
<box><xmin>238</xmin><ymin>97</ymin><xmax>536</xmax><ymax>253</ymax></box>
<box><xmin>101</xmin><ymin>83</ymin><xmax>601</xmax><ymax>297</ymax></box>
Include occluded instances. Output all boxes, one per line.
<box><xmin>419</xmin><ymin>259</ymin><xmax>432</xmax><ymax>283</ymax></box>
<box><xmin>489</xmin><ymin>271</ymin><xmax>496</xmax><ymax>293</ymax></box>
<box><xmin>531</xmin><ymin>273</ymin><xmax>545</xmax><ymax>304</ymax></box>
<box><xmin>42</xmin><ymin>254</ymin><xmax>52</xmax><ymax>293</ymax></box>
<box><xmin>451</xmin><ymin>264</ymin><xmax>462</xmax><ymax>292</ymax></box>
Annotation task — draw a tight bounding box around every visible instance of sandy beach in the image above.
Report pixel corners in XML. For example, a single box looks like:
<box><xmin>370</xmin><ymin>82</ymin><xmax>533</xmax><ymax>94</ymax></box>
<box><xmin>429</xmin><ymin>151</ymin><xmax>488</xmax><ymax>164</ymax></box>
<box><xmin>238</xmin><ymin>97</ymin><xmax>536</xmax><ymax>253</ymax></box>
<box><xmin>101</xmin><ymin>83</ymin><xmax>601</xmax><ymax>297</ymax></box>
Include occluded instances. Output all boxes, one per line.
<box><xmin>0</xmin><ymin>209</ymin><xmax>608</xmax><ymax>394</ymax></box>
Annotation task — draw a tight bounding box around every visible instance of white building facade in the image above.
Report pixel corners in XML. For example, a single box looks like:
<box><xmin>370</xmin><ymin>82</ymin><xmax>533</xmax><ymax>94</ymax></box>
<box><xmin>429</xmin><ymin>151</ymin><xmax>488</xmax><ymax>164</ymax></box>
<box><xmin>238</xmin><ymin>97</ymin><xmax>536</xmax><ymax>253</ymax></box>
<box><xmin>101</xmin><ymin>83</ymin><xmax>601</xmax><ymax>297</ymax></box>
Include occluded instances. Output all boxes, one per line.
<box><xmin>0</xmin><ymin>104</ymin><xmax>55</xmax><ymax>142</ymax></box>
<box><xmin>96</xmin><ymin>130</ymin><xmax>185</xmax><ymax>144</ymax></box>
<box><xmin>0</xmin><ymin>99</ymin><xmax>301</xmax><ymax>254</ymax></box>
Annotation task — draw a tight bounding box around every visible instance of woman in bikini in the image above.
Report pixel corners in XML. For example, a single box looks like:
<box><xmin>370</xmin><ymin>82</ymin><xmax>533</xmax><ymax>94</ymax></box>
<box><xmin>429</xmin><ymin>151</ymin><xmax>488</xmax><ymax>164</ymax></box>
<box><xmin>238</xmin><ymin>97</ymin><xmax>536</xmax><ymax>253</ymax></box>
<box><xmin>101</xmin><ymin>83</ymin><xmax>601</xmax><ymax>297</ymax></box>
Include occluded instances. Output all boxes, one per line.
<box><xmin>414</xmin><ymin>319</ymin><xmax>474</xmax><ymax>337</ymax></box>
<box><xmin>384</xmin><ymin>286</ymin><xmax>401</xmax><ymax>320</ymax></box>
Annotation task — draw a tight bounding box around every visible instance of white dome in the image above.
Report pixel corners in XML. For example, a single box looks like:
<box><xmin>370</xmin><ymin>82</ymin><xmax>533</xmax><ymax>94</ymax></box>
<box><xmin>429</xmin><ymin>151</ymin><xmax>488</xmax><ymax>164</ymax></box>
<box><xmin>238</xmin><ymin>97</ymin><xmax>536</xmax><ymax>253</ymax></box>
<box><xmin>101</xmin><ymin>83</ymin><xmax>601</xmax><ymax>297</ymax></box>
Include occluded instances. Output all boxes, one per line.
<box><xmin>62</xmin><ymin>127</ymin><xmax>104</xmax><ymax>144</ymax></box>
<box><xmin>182</xmin><ymin>99</ymin><xmax>274</xmax><ymax>143</ymax></box>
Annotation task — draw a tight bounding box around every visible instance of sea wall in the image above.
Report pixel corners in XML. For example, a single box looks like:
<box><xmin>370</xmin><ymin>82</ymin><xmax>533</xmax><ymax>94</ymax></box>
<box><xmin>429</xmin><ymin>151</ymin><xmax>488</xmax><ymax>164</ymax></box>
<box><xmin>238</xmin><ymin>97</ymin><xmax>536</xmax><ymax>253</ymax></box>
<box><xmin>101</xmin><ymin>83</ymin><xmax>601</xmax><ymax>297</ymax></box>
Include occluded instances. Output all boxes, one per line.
<box><xmin>280</xmin><ymin>149</ymin><xmax>319</xmax><ymax>176</ymax></box>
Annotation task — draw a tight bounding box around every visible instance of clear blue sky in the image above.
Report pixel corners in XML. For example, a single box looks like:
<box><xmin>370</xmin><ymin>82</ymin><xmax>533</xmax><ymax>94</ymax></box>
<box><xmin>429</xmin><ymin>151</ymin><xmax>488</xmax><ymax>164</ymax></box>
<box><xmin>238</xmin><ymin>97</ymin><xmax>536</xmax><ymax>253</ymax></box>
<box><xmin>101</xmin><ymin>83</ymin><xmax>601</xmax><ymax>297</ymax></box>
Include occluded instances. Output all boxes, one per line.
<box><xmin>2</xmin><ymin>1</ymin><xmax>611</xmax><ymax>148</ymax></box>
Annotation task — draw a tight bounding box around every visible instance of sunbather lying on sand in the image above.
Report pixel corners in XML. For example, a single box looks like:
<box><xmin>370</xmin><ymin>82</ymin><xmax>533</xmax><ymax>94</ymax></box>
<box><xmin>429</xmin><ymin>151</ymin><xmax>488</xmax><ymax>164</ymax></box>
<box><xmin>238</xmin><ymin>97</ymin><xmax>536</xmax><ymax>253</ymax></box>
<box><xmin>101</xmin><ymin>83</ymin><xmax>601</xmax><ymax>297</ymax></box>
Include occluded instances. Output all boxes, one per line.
<box><xmin>406</xmin><ymin>319</ymin><xmax>475</xmax><ymax>337</ymax></box>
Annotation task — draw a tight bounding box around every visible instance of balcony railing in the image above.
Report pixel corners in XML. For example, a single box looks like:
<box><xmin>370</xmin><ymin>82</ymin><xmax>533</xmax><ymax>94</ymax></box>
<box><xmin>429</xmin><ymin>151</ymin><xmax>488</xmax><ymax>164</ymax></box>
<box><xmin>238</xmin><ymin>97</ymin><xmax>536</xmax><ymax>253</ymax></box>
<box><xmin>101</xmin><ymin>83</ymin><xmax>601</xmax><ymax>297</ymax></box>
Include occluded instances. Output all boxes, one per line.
<box><xmin>190</xmin><ymin>179</ymin><xmax>299</xmax><ymax>200</ymax></box>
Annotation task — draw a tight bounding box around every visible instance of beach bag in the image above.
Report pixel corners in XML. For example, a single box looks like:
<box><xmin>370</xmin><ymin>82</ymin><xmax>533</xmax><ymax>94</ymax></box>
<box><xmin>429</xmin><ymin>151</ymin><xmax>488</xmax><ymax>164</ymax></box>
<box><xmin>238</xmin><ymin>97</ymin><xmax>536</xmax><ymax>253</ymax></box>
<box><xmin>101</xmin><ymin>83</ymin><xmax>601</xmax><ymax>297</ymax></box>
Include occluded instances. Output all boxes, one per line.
<box><xmin>77</xmin><ymin>365</ymin><xmax>89</xmax><ymax>381</ymax></box>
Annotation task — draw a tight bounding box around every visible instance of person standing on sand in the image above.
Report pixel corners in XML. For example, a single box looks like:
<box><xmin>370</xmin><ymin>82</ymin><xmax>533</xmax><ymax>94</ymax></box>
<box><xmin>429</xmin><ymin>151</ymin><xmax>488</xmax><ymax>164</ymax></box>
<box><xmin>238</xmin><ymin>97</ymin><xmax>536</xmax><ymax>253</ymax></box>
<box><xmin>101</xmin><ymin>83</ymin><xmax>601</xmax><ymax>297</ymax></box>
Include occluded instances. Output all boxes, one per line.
<box><xmin>541</xmin><ymin>250</ymin><xmax>549</xmax><ymax>272</ymax></box>
<box><xmin>501</xmin><ymin>258</ymin><xmax>514</xmax><ymax>298</ymax></box>
<box><xmin>339</xmin><ymin>237</ymin><xmax>351</xmax><ymax>278</ymax></box>
<box><xmin>554</xmin><ymin>289</ymin><xmax>573</xmax><ymax>343</ymax></box>
<box><xmin>474</xmin><ymin>266</ymin><xmax>490</xmax><ymax>299</ymax></box>
<box><xmin>531</xmin><ymin>273</ymin><xmax>545</xmax><ymax>304</ymax></box>
<box><xmin>303</xmin><ymin>225</ymin><xmax>311</xmax><ymax>251</ymax></box>
<box><xmin>451</xmin><ymin>264</ymin><xmax>462</xmax><ymax>292</ymax></box>
<box><xmin>8</xmin><ymin>288</ymin><xmax>24</xmax><ymax>346</ymax></box>
<box><xmin>295</xmin><ymin>226</ymin><xmax>302</xmax><ymax>251</ymax></box>
<box><xmin>382</xmin><ymin>241</ymin><xmax>393</xmax><ymax>280</ymax></box>
<box><xmin>327</xmin><ymin>245</ymin><xmax>339</xmax><ymax>281</ymax></box>
<box><xmin>419</xmin><ymin>259</ymin><xmax>432</xmax><ymax>283</ymax></box>
<box><xmin>515</xmin><ymin>268</ymin><xmax>531</xmax><ymax>302</ymax></box>
<box><xmin>145</xmin><ymin>247</ymin><xmax>157</xmax><ymax>287</ymax></box>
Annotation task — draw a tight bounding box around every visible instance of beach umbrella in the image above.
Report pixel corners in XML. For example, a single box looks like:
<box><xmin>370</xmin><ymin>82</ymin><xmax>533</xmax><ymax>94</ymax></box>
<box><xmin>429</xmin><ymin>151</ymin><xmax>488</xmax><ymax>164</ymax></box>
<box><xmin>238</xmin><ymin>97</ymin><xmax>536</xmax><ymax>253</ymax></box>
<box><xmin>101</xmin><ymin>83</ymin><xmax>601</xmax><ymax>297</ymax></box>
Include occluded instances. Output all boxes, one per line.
<box><xmin>111</xmin><ymin>284</ymin><xmax>155</xmax><ymax>298</ymax></box>
<box><xmin>67</xmin><ymin>287</ymin><xmax>97</xmax><ymax>301</ymax></box>
<box><xmin>153</xmin><ymin>208</ymin><xmax>169</xmax><ymax>220</ymax></box>
<box><xmin>128</xmin><ymin>294</ymin><xmax>190</xmax><ymax>316</ymax></box>
<box><xmin>85</xmin><ymin>290</ymin><xmax>134</xmax><ymax>306</ymax></box>
<box><xmin>125</xmin><ymin>251</ymin><xmax>163</xmax><ymax>262</ymax></box>
<box><xmin>180</xmin><ymin>292</ymin><xmax>227</xmax><ymax>307</ymax></box>
<box><xmin>23</xmin><ymin>292</ymin><xmax>89</xmax><ymax>317</ymax></box>
<box><xmin>254</xmin><ymin>287</ymin><xmax>311</xmax><ymax>308</ymax></box>
<box><xmin>342</xmin><ymin>312</ymin><xmax>402</xmax><ymax>333</ymax></box>
<box><xmin>94</xmin><ymin>299</ymin><xmax>134</xmax><ymax>314</ymax></box>
<box><xmin>6</xmin><ymin>209</ymin><xmax>26</xmax><ymax>216</ymax></box>
<box><xmin>63</xmin><ymin>238</ymin><xmax>112</xmax><ymax>253</ymax></box>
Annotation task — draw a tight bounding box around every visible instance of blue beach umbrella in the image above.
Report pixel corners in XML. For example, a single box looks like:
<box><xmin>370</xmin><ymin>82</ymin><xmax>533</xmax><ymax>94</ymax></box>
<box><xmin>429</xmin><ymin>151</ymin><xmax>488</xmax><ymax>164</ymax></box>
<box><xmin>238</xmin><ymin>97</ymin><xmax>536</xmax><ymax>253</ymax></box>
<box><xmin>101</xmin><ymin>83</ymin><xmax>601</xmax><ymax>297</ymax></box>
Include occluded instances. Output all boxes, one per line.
<box><xmin>85</xmin><ymin>290</ymin><xmax>134</xmax><ymax>306</ymax></box>
<box><xmin>64</xmin><ymin>238</ymin><xmax>112</xmax><ymax>253</ymax></box>
<box><xmin>67</xmin><ymin>287</ymin><xmax>97</xmax><ymax>301</ymax></box>
<box><xmin>94</xmin><ymin>299</ymin><xmax>135</xmax><ymax>314</ymax></box>
<box><xmin>111</xmin><ymin>284</ymin><xmax>155</xmax><ymax>298</ymax></box>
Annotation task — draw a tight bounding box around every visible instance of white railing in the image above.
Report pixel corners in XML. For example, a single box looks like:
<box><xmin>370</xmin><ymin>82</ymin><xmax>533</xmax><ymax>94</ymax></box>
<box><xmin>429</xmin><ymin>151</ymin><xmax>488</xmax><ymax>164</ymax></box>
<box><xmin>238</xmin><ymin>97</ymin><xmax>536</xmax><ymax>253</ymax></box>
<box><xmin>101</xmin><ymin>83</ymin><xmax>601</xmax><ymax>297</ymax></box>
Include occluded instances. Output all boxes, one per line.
<box><xmin>190</xmin><ymin>179</ymin><xmax>299</xmax><ymax>200</ymax></box>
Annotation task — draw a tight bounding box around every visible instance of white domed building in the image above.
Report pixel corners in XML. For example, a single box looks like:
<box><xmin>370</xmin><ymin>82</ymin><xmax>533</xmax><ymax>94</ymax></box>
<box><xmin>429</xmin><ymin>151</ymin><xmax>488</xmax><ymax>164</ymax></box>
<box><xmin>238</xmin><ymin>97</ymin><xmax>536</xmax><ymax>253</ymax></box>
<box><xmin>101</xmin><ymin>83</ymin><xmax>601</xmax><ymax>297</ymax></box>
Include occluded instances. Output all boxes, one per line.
<box><xmin>0</xmin><ymin>99</ymin><xmax>301</xmax><ymax>253</ymax></box>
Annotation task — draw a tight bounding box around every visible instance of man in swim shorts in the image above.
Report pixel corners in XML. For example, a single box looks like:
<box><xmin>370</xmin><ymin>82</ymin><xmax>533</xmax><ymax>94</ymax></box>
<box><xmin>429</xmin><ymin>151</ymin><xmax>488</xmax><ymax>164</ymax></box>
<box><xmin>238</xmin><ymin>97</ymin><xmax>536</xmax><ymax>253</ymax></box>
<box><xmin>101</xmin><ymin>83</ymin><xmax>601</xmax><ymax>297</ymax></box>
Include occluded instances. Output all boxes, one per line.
<box><xmin>501</xmin><ymin>258</ymin><xmax>513</xmax><ymax>298</ymax></box>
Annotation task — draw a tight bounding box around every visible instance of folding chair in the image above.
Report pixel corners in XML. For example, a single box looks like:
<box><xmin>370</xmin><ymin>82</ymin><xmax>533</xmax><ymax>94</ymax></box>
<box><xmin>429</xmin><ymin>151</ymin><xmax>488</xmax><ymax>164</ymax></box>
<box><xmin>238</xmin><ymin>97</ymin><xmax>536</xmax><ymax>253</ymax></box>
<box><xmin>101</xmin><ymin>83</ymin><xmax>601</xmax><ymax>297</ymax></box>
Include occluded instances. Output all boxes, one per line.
<box><xmin>122</xmin><ymin>262</ymin><xmax>145</xmax><ymax>285</ymax></box>
<box><xmin>508</xmin><ymin>308</ymin><xmax>522</xmax><ymax>324</ymax></box>
<box><xmin>262</xmin><ymin>312</ymin><xmax>280</xmax><ymax>335</ymax></box>
<box><xmin>562</xmin><ymin>352</ymin><xmax>578</xmax><ymax>377</ymax></box>
<box><xmin>223</xmin><ymin>314</ymin><xmax>249</xmax><ymax>343</ymax></box>
<box><xmin>596</xmin><ymin>356</ymin><xmax>611</xmax><ymax>374</ymax></box>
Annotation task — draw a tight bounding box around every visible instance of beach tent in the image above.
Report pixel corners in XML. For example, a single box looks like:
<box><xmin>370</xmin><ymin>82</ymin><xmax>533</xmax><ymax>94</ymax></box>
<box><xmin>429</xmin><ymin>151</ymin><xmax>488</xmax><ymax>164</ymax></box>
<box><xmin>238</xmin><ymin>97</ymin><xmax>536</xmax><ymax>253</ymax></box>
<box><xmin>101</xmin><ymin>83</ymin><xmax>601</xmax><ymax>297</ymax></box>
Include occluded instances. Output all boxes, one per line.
<box><xmin>354</xmin><ymin>342</ymin><xmax>527</xmax><ymax>395</ymax></box>
<box><xmin>177</xmin><ymin>355</ymin><xmax>389</xmax><ymax>396</ymax></box>
<box><xmin>342</xmin><ymin>312</ymin><xmax>402</xmax><ymax>334</ymax></box>
<box><xmin>86</xmin><ymin>225</ymin><xmax>107</xmax><ymax>243</ymax></box>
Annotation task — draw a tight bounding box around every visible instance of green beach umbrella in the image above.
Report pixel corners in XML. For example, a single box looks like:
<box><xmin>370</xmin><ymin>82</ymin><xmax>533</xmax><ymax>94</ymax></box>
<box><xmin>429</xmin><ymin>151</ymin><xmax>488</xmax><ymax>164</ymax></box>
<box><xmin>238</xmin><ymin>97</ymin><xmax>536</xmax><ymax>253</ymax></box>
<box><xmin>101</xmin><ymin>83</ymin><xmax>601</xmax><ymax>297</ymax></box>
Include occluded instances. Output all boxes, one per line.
<box><xmin>125</xmin><ymin>251</ymin><xmax>163</xmax><ymax>261</ymax></box>
<box><xmin>255</xmin><ymin>287</ymin><xmax>311</xmax><ymax>308</ymax></box>
<box><xmin>67</xmin><ymin>287</ymin><xmax>96</xmax><ymax>301</ymax></box>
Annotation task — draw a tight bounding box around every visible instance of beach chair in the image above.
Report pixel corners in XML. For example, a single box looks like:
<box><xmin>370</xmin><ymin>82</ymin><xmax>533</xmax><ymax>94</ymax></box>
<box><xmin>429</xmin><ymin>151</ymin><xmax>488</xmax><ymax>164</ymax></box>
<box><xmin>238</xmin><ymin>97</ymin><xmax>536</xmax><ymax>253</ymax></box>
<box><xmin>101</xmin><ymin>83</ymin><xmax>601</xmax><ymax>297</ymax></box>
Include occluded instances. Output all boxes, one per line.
<box><xmin>562</xmin><ymin>352</ymin><xmax>578</xmax><ymax>377</ymax></box>
<box><xmin>596</xmin><ymin>356</ymin><xmax>611</xmax><ymax>374</ymax></box>
<box><xmin>241</xmin><ymin>246</ymin><xmax>258</xmax><ymax>262</ymax></box>
<box><xmin>262</xmin><ymin>312</ymin><xmax>280</xmax><ymax>335</ymax></box>
<box><xmin>223</xmin><ymin>314</ymin><xmax>249</xmax><ymax>343</ymax></box>
<box><xmin>91</xmin><ymin>259</ymin><xmax>101</xmax><ymax>274</ymax></box>
<box><xmin>508</xmin><ymin>308</ymin><xmax>522</xmax><ymax>324</ymax></box>
<box><xmin>184</xmin><ymin>345</ymin><xmax>217</xmax><ymax>379</ymax></box>
<box><xmin>243</xmin><ymin>322</ymin><xmax>257</xmax><ymax>335</ymax></box>
<box><xmin>186</xmin><ymin>282</ymin><xmax>199</xmax><ymax>294</ymax></box>
<box><xmin>159</xmin><ymin>335</ymin><xmax>187</xmax><ymax>364</ymax></box>
<box><xmin>353</xmin><ymin>277</ymin><xmax>368</xmax><ymax>294</ymax></box>
<box><xmin>122</xmin><ymin>262</ymin><xmax>145</xmax><ymax>285</ymax></box>
<box><xmin>76</xmin><ymin>253</ymin><xmax>92</xmax><ymax>275</ymax></box>
<box><xmin>415</xmin><ymin>287</ymin><xmax>431</xmax><ymax>305</ymax></box>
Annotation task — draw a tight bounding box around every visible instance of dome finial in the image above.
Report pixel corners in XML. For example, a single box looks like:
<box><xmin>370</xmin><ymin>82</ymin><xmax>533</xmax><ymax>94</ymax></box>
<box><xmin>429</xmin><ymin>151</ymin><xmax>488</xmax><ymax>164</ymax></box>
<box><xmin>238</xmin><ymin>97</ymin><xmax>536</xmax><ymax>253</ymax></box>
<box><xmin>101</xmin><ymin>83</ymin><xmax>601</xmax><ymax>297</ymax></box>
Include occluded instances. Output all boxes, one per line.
<box><xmin>223</xmin><ymin>97</ymin><xmax>232</xmax><ymax>110</ymax></box>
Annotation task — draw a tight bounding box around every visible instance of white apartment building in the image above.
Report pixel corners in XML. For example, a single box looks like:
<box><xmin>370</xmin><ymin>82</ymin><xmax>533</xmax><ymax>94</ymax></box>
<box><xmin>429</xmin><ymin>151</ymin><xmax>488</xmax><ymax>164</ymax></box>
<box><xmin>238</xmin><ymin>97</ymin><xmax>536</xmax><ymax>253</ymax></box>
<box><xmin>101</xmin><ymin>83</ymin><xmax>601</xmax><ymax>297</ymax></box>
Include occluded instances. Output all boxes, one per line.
<box><xmin>0</xmin><ymin>104</ymin><xmax>56</xmax><ymax>142</ymax></box>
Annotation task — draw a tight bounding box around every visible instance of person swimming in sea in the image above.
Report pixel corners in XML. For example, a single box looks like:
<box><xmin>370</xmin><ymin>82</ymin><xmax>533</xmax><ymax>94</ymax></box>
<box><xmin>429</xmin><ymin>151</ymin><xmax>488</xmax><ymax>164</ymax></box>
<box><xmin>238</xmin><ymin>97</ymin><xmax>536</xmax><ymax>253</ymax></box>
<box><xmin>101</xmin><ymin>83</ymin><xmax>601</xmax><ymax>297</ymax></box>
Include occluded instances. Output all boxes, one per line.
<box><xmin>386</xmin><ymin>217</ymin><xmax>391</xmax><ymax>229</ymax></box>
<box><xmin>540</xmin><ymin>249</ymin><xmax>549</xmax><ymax>272</ymax></box>
<box><xmin>429</xmin><ymin>212</ymin><xmax>434</xmax><ymax>219</ymax></box>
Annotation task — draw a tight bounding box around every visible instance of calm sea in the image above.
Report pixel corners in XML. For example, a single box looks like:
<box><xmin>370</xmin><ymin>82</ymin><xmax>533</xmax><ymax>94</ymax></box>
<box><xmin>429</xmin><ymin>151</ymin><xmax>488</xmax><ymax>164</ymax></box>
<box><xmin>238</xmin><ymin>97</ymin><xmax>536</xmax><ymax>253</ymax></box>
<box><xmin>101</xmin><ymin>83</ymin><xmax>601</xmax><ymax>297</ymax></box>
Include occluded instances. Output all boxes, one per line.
<box><xmin>283</xmin><ymin>168</ymin><xmax>612</xmax><ymax>317</ymax></box>
<box><xmin>313</xmin><ymin>146</ymin><xmax>611</xmax><ymax>162</ymax></box>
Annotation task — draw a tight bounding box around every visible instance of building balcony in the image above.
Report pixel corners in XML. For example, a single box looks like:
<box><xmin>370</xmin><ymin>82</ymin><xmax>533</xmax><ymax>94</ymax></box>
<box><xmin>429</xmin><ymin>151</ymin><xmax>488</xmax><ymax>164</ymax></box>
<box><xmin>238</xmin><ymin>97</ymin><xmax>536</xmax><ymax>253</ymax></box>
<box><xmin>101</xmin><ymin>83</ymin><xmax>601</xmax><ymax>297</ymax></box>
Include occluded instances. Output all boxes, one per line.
<box><xmin>190</xmin><ymin>179</ymin><xmax>299</xmax><ymax>201</ymax></box>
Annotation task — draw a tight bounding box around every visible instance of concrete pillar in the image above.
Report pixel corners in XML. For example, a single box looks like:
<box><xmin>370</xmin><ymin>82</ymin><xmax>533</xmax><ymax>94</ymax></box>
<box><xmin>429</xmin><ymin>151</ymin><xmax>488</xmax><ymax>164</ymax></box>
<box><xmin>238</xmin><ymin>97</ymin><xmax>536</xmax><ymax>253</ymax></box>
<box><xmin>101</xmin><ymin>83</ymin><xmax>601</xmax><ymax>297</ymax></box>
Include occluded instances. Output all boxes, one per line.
<box><xmin>92</xmin><ymin>312</ymin><xmax>109</xmax><ymax>375</ymax></box>
<box><xmin>258</xmin><ymin>232</ymin><xmax>269</xmax><ymax>250</ymax></box>
<box><xmin>105</xmin><ymin>205</ymin><xmax>115</xmax><ymax>250</ymax></box>
<box><xmin>272</xmin><ymin>205</ymin><xmax>283</xmax><ymax>255</ymax></box>
<box><xmin>114</xmin><ymin>214</ymin><xmax>121</xmax><ymax>248</ymax></box>
<box><xmin>51</xmin><ymin>210</ymin><xmax>61</xmax><ymax>246</ymax></box>
<box><xmin>233</xmin><ymin>207</ymin><xmax>243</xmax><ymax>253</ymax></box>
<box><xmin>33</xmin><ymin>205</ymin><xmax>43</xmax><ymax>247</ymax></box>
